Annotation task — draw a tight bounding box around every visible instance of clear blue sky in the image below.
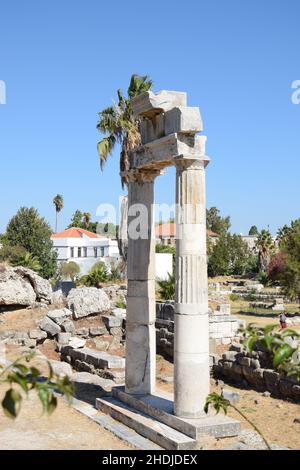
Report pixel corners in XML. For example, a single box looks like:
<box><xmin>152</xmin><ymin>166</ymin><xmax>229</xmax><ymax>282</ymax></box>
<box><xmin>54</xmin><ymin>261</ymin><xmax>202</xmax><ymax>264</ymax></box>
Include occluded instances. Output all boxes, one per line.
<box><xmin>0</xmin><ymin>0</ymin><xmax>299</xmax><ymax>235</ymax></box>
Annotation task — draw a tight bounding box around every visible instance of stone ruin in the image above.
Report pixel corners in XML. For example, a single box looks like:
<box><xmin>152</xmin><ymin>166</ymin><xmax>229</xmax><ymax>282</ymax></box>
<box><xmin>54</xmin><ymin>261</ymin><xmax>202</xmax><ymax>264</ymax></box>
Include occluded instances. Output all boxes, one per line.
<box><xmin>96</xmin><ymin>89</ymin><xmax>240</xmax><ymax>448</ymax></box>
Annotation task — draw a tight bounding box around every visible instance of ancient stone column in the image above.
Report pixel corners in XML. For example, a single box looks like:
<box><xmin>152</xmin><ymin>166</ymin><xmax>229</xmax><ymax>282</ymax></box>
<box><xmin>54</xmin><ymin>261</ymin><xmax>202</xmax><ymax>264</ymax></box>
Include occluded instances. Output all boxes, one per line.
<box><xmin>125</xmin><ymin>170</ymin><xmax>159</xmax><ymax>395</ymax></box>
<box><xmin>174</xmin><ymin>157</ymin><xmax>210</xmax><ymax>418</ymax></box>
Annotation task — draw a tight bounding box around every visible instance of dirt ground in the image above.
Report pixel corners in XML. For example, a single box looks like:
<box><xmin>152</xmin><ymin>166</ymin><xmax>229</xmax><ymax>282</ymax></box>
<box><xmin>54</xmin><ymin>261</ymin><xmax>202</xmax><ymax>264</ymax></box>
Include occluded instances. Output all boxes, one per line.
<box><xmin>1</xmin><ymin>305</ymin><xmax>300</xmax><ymax>450</ymax></box>
<box><xmin>157</xmin><ymin>355</ymin><xmax>300</xmax><ymax>450</ymax></box>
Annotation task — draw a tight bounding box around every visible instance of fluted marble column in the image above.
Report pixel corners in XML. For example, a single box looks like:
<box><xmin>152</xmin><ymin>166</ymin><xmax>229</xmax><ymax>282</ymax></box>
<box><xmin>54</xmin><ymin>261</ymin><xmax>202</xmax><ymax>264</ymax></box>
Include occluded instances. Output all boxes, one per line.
<box><xmin>125</xmin><ymin>170</ymin><xmax>159</xmax><ymax>395</ymax></box>
<box><xmin>174</xmin><ymin>157</ymin><xmax>209</xmax><ymax>418</ymax></box>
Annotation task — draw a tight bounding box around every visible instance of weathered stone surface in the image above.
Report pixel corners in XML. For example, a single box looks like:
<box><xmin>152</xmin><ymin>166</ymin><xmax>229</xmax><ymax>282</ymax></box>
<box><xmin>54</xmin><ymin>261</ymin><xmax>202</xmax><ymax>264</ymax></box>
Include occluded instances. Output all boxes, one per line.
<box><xmin>67</xmin><ymin>287</ymin><xmax>110</xmax><ymax>319</ymax></box>
<box><xmin>26</xmin><ymin>338</ymin><xmax>37</xmax><ymax>348</ymax></box>
<box><xmin>50</xmin><ymin>360</ymin><xmax>73</xmax><ymax>378</ymax></box>
<box><xmin>14</xmin><ymin>267</ymin><xmax>52</xmax><ymax>303</ymax></box>
<box><xmin>28</xmin><ymin>329</ymin><xmax>47</xmax><ymax>341</ymax></box>
<box><xmin>76</xmin><ymin>327</ymin><xmax>89</xmax><ymax>338</ymax></box>
<box><xmin>222</xmin><ymin>389</ymin><xmax>240</xmax><ymax>405</ymax></box>
<box><xmin>110</xmin><ymin>327</ymin><xmax>123</xmax><ymax>337</ymax></box>
<box><xmin>61</xmin><ymin>319</ymin><xmax>76</xmax><ymax>334</ymax></box>
<box><xmin>39</xmin><ymin>316</ymin><xmax>61</xmax><ymax>337</ymax></box>
<box><xmin>108</xmin><ymin>336</ymin><xmax>122</xmax><ymax>351</ymax></box>
<box><xmin>0</xmin><ymin>265</ymin><xmax>36</xmax><ymax>306</ymax></box>
<box><xmin>93</xmin><ymin>339</ymin><xmax>110</xmax><ymax>351</ymax></box>
<box><xmin>111</xmin><ymin>308</ymin><xmax>126</xmax><ymax>318</ymax></box>
<box><xmin>131</xmin><ymin>90</ymin><xmax>187</xmax><ymax>118</ymax></box>
<box><xmin>68</xmin><ymin>337</ymin><xmax>86</xmax><ymax>349</ymax></box>
<box><xmin>47</xmin><ymin>308</ymin><xmax>72</xmax><ymax>325</ymax></box>
<box><xmin>102</xmin><ymin>315</ymin><xmax>123</xmax><ymax>328</ymax></box>
<box><xmin>51</xmin><ymin>289</ymin><xmax>65</xmax><ymax>305</ymax></box>
<box><xmin>89</xmin><ymin>326</ymin><xmax>108</xmax><ymax>337</ymax></box>
<box><xmin>57</xmin><ymin>332</ymin><xmax>71</xmax><ymax>345</ymax></box>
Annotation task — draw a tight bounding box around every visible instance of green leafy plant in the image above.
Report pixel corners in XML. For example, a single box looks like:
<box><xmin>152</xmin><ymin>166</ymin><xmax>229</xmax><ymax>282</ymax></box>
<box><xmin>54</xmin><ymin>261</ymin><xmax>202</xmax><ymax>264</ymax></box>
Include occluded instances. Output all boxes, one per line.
<box><xmin>257</xmin><ymin>271</ymin><xmax>270</xmax><ymax>287</ymax></box>
<box><xmin>156</xmin><ymin>273</ymin><xmax>175</xmax><ymax>301</ymax></box>
<box><xmin>229</xmin><ymin>293</ymin><xmax>240</xmax><ymax>302</ymax></box>
<box><xmin>80</xmin><ymin>261</ymin><xmax>108</xmax><ymax>287</ymax></box>
<box><xmin>242</xmin><ymin>323</ymin><xmax>300</xmax><ymax>380</ymax></box>
<box><xmin>0</xmin><ymin>352</ymin><xmax>74</xmax><ymax>419</ymax></box>
<box><xmin>115</xmin><ymin>298</ymin><xmax>126</xmax><ymax>309</ymax></box>
<box><xmin>97</xmin><ymin>74</ymin><xmax>153</xmax><ymax>188</ymax></box>
<box><xmin>204</xmin><ymin>392</ymin><xmax>271</xmax><ymax>450</ymax></box>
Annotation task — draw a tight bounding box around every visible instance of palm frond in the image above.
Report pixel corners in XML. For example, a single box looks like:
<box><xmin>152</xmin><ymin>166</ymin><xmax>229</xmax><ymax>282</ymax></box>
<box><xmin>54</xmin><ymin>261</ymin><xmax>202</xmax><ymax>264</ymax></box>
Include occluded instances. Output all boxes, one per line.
<box><xmin>97</xmin><ymin>135</ymin><xmax>116</xmax><ymax>169</ymax></box>
<box><xmin>128</xmin><ymin>74</ymin><xmax>153</xmax><ymax>99</ymax></box>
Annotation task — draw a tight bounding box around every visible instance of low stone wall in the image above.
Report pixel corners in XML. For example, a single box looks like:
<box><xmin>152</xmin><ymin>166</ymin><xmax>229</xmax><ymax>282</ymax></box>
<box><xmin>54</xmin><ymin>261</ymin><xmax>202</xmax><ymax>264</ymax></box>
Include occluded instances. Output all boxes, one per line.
<box><xmin>213</xmin><ymin>343</ymin><xmax>300</xmax><ymax>402</ymax></box>
<box><xmin>155</xmin><ymin>302</ymin><xmax>243</xmax><ymax>358</ymax></box>
<box><xmin>61</xmin><ymin>345</ymin><xmax>125</xmax><ymax>384</ymax></box>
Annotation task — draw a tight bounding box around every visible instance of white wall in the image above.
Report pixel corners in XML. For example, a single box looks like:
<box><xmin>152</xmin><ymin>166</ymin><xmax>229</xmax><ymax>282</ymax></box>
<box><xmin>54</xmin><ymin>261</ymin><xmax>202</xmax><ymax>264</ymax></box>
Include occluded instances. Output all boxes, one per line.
<box><xmin>155</xmin><ymin>253</ymin><xmax>173</xmax><ymax>280</ymax></box>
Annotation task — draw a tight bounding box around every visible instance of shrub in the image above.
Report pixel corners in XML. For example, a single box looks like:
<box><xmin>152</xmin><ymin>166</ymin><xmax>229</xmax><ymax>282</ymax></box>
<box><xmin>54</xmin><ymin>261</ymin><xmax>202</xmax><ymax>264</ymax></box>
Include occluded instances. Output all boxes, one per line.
<box><xmin>80</xmin><ymin>261</ymin><xmax>108</xmax><ymax>287</ymax></box>
<box><xmin>229</xmin><ymin>293</ymin><xmax>240</xmax><ymax>302</ymax></box>
<box><xmin>157</xmin><ymin>273</ymin><xmax>175</xmax><ymax>301</ymax></box>
<box><xmin>257</xmin><ymin>271</ymin><xmax>270</xmax><ymax>287</ymax></box>
<box><xmin>0</xmin><ymin>246</ymin><xmax>41</xmax><ymax>272</ymax></box>
<box><xmin>60</xmin><ymin>261</ymin><xmax>80</xmax><ymax>282</ymax></box>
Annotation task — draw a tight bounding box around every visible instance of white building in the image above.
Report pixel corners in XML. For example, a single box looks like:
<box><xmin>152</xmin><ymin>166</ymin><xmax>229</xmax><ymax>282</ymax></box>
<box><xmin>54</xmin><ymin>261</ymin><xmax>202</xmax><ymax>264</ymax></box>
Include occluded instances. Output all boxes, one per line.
<box><xmin>51</xmin><ymin>226</ymin><xmax>173</xmax><ymax>280</ymax></box>
<box><xmin>51</xmin><ymin>227</ymin><xmax>119</xmax><ymax>276</ymax></box>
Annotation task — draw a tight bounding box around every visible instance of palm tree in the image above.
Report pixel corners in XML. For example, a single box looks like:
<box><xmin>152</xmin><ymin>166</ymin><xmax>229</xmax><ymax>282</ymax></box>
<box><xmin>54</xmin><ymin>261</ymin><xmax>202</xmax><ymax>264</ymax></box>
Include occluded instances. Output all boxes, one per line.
<box><xmin>53</xmin><ymin>194</ymin><xmax>64</xmax><ymax>233</ymax></box>
<box><xmin>256</xmin><ymin>229</ymin><xmax>275</xmax><ymax>272</ymax></box>
<box><xmin>83</xmin><ymin>212</ymin><xmax>91</xmax><ymax>229</ymax></box>
<box><xmin>97</xmin><ymin>74</ymin><xmax>153</xmax><ymax>188</ymax></box>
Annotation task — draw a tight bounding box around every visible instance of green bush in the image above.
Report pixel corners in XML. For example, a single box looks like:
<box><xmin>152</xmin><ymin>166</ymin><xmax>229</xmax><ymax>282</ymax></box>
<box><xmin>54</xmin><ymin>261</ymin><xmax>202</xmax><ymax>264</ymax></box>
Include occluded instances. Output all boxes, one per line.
<box><xmin>80</xmin><ymin>261</ymin><xmax>108</xmax><ymax>287</ymax></box>
<box><xmin>257</xmin><ymin>271</ymin><xmax>270</xmax><ymax>287</ymax></box>
<box><xmin>156</xmin><ymin>273</ymin><xmax>175</xmax><ymax>301</ymax></box>
<box><xmin>0</xmin><ymin>246</ymin><xmax>41</xmax><ymax>273</ymax></box>
<box><xmin>60</xmin><ymin>261</ymin><xmax>80</xmax><ymax>281</ymax></box>
<box><xmin>229</xmin><ymin>293</ymin><xmax>240</xmax><ymax>302</ymax></box>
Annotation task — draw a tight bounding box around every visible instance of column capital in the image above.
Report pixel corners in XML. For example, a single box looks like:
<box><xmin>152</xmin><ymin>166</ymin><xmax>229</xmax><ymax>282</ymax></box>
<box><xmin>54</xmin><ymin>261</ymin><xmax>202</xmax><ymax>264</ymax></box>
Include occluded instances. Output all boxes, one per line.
<box><xmin>174</xmin><ymin>154</ymin><xmax>210</xmax><ymax>170</ymax></box>
<box><xmin>121</xmin><ymin>168</ymin><xmax>163</xmax><ymax>184</ymax></box>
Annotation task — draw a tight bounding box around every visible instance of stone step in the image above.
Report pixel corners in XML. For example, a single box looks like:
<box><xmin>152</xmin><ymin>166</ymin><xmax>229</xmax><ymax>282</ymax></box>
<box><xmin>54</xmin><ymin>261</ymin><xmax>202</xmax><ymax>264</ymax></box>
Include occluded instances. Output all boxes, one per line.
<box><xmin>112</xmin><ymin>386</ymin><xmax>241</xmax><ymax>440</ymax></box>
<box><xmin>96</xmin><ymin>396</ymin><xmax>197</xmax><ymax>450</ymax></box>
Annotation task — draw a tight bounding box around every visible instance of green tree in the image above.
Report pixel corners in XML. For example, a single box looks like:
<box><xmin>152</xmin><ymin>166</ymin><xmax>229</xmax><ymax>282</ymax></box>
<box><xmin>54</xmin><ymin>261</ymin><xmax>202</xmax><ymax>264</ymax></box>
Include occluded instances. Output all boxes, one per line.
<box><xmin>60</xmin><ymin>261</ymin><xmax>80</xmax><ymax>282</ymax></box>
<box><xmin>53</xmin><ymin>194</ymin><xmax>64</xmax><ymax>233</ymax></box>
<box><xmin>5</xmin><ymin>207</ymin><xmax>57</xmax><ymax>279</ymax></box>
<box><xmin>208</xmin><ymin>234</ymin><xmax>256</xmax><ymax>277</ymax></box>
<box><xmin>83</xmin><ymin>212</ymin><xmax>91</xmax><ymax>229</ymax></box>
<box><xmin>80</xmin><ymin>261</ymin><xmax>108</xmax><ymax>287</ymax></box>
<box><xmin>97</xmin><ymin>74</ymin><xmax>153</xmax><ymax>188</ymax></box>
<box><xmin>68</xmin><ymin>210</ymin><xmax>83</xmax><ymax>228</ymax></box>
<box><xmin>255</xmin><ymin>229</ymin><xmax>275</xmax><ymax>272</ymax></box>
<box><xmin>249</xmin><ymin>225</ymin><xmax>259</xmax><ymax>236</ymax></box>
<box><xmin>280</xmin><ymin>219</ymin><xmax>300</xmax><ymax>301</ymax></box>
<box><xmin>206</xmin><ymin>207</ymin><xmax>231</xmax><ymax>236</ymax></box>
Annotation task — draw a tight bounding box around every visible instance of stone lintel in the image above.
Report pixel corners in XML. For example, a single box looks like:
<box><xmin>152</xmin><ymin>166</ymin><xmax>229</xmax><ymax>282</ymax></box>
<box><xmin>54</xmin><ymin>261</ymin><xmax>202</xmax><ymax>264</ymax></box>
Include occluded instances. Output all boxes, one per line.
<box><xmin>131</xmin><ymin>90</ymin><xmax>187</xmax><ymax>118</ymax></box>
<box><xmin>127</xmin><ymin>134</ymin><xmax>209</xmax><ymax>172</ymax></box>
<box><xmin>140</xmin><ymin>107</ymin><xmax>203</xmax><ymax>145</ymax></box>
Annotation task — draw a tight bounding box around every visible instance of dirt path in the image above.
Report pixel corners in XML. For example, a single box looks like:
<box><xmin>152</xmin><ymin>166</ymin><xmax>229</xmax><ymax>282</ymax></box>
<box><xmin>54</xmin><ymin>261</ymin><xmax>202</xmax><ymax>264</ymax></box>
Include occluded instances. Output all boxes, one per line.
<box><xmin>0</xmin><ymin>389</ymin><xmax>131</xmax><ymax>450</ymax></box>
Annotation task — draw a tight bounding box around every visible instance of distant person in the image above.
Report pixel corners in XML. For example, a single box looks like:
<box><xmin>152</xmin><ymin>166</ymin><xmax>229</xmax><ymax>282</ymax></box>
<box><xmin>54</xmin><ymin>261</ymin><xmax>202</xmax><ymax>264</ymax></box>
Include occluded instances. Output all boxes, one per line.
<box><xmin>279</xmin><ymin>312</ymin><xmax>287</xmax><ymax>329</ymax></box>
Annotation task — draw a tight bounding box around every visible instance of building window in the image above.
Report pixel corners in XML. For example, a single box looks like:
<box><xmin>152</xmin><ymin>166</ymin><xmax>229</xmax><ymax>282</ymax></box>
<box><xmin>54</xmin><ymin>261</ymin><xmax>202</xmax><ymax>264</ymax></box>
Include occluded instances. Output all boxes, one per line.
<box><xmin>94</xmin><ymin>247</ymin><xmax>98</xmax><ymax>258</ymax></box>
<box><xmin>83</xmin><ymin>247</ymin><xmax>87</xmax><ymax>257</ymax></box>
<box><xmin>78</xmin><ymin>247</ymin><xmax>82</xmax><ymax>258</ymax></box>
<box><xmin>70</xmin><ymin>247</ymin><xmax>74</xmax><ymax>258</ymax></box>
<box><xmin>100</xmin><ymin>247</ymin><xmax>105</xmax><ymax>257</ymax></box>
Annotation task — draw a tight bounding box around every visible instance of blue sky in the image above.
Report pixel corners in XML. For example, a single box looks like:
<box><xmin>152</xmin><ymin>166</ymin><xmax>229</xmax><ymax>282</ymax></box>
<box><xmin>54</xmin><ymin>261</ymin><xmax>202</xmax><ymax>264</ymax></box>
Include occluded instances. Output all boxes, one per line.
<box><xmin>0</xmin><ymin>0</ymin><xmax>299</xmax><ymax>235</ymax></box>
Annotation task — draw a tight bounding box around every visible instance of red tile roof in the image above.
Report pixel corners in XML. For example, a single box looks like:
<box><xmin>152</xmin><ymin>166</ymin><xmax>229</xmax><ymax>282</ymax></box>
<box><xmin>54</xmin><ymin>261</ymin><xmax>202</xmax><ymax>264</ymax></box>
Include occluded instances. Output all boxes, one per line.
<box><xmin>51</xmin><ymin>227</ymin><xmax>100</xmax><ymax>239</ymax></box>
<box><xmin>155</xmin><ymin>222</ymin><xmax>218</xmax><ymax>238</ymax></box>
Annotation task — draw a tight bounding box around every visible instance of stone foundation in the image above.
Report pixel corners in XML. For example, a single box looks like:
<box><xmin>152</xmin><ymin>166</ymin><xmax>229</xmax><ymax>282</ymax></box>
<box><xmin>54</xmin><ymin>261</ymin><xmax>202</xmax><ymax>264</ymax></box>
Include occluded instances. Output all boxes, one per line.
<box><xmin>156</xmin><ymin>302</ymin><xmax>243</xmax><ymax>358</ymax></box>
<box><xmin>213</xmin><ymin>343</ymin><xmax>300</xmax><ymax>402</ymax></box>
